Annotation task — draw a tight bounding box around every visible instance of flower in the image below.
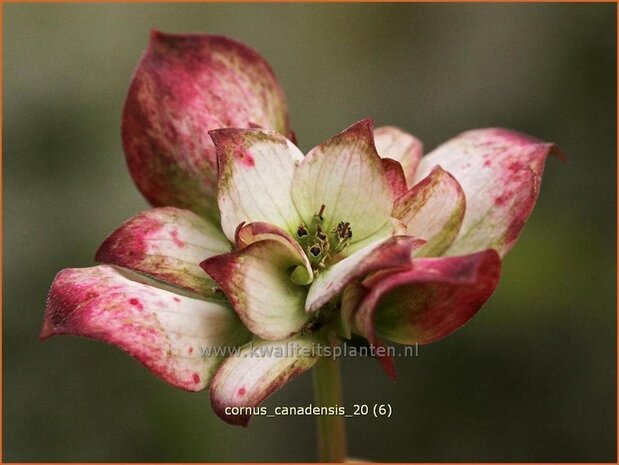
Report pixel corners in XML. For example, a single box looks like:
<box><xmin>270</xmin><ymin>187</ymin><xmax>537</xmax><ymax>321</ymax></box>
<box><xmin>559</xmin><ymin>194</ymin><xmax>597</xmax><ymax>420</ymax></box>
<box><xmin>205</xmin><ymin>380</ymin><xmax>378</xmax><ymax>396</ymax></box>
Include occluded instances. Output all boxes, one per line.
<box><xmin>42</xmin><ymin>30</ymin><xmax>560</xmax><ymax>427</ymax></box>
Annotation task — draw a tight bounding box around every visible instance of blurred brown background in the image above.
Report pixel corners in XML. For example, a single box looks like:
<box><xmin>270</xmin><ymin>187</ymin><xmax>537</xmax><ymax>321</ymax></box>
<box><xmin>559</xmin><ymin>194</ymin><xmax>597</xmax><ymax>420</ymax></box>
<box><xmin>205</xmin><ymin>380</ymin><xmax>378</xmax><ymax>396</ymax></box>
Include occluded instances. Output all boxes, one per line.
<box><xmin>3</xmin><ymin>3</ymin><xmax>616</xmax><ymax>462</ymax></box>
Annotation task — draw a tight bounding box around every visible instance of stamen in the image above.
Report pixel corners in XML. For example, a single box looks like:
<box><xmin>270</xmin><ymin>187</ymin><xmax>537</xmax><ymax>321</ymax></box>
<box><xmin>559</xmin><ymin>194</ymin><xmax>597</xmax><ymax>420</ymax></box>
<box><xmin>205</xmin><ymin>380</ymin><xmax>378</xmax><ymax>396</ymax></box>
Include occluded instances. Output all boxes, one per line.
<box><xmin>335</xmin><ymin>221</ymin><xmax>353</xmax><ymax>241</ymax></box>
<box><xmin>295</xmin><ymin>206</ymin><xmax>354</xmax><ymax>274</ymax></box>
<box><xmin>296</xmin><ymin>224</ymin><xmax>308</xmax><ymax>239</ymax></box>
<box><xmin>313</xmin><ymin>204</ymin><xmax>326</xmax><ymax>224</ymax></box>
<box><xmin>330</xmin><ymin>221</ymin><xmax>353</xmax><ymax>252</ymax></box>
<box><xmin>309</xmin><ymin>244</ymin><xmax>322</xmax><ymax>258</ymax></box>
<box><xmin>315</xmin><ymin>224</ymin><xmax>327</xmax><ymax>242</ymax></box>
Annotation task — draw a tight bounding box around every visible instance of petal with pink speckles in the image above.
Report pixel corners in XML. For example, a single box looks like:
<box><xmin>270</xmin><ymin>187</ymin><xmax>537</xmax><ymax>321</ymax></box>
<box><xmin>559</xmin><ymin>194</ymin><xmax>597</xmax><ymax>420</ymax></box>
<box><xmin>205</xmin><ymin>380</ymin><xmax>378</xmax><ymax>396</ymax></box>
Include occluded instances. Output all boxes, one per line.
<box><xmin>123</xmin><ymin>31</ymin><xmax>291</xmax><ymax>222</ymax></box>
<box><xmin>374</xmin><ymin>126</ymin><xmax>423</xmax><ymax>186</ymax></box>
<box><xmin>210</xmin><ymin>128</ymin><xmax>304</xmax><ymax>241</ymax></box>
<box><xmin>96</xmin><ymin>207</ymin><xmax>230</xmax><ymax>298</ymax></box>
<box><xmin>354</xmin><ymin>250</ymin><xmax>501</xmax><ymax>377</ymax></box>
<box><xmin>292</xmin><ymin>119</ymin><xmax>393</xmax><ymax>244</ymax></box>
<box><xmin>41</xmin><ymin>265</ymin><xmax>250</xmax><ymax>391</ymax></box>
<box><xmin>305</xmin><ymin>236</ymin><xmax>425</xmax><ymax>313</ymax></box>
<box><xmin>210</xmin><ymin>336</ymin><xmax>319</xmax><ymax>426</ymax></box>
<box><xmin>415</xmin><ymin>128</ymin><xmax>561</xmax><ymax>256</ymax></box>
<box><xmin>394</xmin><ymin>167</ymin><xmax>465</xmax><ymax>257</ymax></box>
<box><xmin>201</xmin><ymin>239</ymin><xmax>312</xmax><ymax>340</ymax></box>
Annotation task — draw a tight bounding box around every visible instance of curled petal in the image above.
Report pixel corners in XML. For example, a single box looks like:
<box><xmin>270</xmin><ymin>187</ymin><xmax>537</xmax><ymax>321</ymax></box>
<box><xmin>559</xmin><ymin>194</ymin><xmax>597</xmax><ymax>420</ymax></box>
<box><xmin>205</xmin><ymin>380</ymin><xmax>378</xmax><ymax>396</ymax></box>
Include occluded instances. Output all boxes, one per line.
<box><xmin>96</xmin><ymin>207</ymin><xmax>230</xmax><ymax>298</ymax></box>
<box><xmin>305</xmin><ymin>236</ymin><xmax>425</xmax><ymax>312</ymax></box>
<box><xmin>201</xmin><ymin>239</ymin><xmax>312</xmax><ymax>340</ymax></box>
<box><xmin>235</xmin><ymin>221</ymin><xmax>313</xmax><ymax>285</ymax></box>
<box><xmin>374</xmin><ymin>126</ymin><xmax>423</xmax><ymax>185</ymax></box>
<box><xmin>339</xmin><ymin>282</ymin><xmax>368</xmax><ymax>340</ymax></box>
<box><xmin>355</xmin><ymin>250</ymin><xmax>501</xmax><ymax>377</ymax></box>
<box><xmin>210</xmin><ymin>336</ymin><xmax>319</xmax><ymax>426</ymax></box>
<box><xmin>415</xmin><ymin>128</ymin><xmax>562</xmax><ymax>256</ymax></box>
<box><xmin>42</xmin><ymin>265</ymin><xmax>250</xmax><ymax>391</ymax></box>
<box><xmin>382</xmin><ymin>158</ymin><xmax>408</xmax><ymax>199</ymax></box>
<box><xmin>394</xmin><ymin>167</ymin><xmax>465</xmax><ymax>257</ymax></box>
<box><xmin>292</xmin><ymin>119</ymin><xmax>393</xmax><ymax>243</ymax></box>
<box><xmin>211</xmin><ymin>128</ymin><xmax>304</xmax><ymax>241</ymax></box>
<box><xmin>123</xmin><ymin>31</ymin><xmax>291</xmax><ymax>221</ymax></box>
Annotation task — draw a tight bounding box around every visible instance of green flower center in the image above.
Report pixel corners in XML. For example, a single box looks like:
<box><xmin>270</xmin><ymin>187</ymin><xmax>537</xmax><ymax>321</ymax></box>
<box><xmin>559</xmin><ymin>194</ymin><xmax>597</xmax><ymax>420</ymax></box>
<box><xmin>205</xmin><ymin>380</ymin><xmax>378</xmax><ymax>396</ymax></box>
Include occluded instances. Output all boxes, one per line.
<box><xmin>295</xmin><ymin>204</ymin><xmax>352</xmax><ymax>274</ymax></box>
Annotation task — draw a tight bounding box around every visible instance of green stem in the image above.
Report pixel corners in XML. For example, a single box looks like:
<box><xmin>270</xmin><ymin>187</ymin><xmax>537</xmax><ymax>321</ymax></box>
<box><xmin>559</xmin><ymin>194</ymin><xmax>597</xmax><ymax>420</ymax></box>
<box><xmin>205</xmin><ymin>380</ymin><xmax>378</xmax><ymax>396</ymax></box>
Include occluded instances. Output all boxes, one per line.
<box><xmin>312</xmin><ymin>352</ymin><xmax>347</xmax><ymax>462</ymax></box>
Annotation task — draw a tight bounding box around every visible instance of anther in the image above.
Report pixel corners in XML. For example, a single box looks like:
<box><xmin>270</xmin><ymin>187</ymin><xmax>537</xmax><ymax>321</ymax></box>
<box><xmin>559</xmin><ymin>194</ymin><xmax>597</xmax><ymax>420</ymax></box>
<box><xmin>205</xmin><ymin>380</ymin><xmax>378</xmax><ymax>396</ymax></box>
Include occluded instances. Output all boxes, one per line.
<box><xmin>335</xmin><ymin>221</ymin><xmax>353</xmax><ymax>240</ymax></box>
<box><xmin>309</xmin><ymin>244</ymin><xmax>322</xmax><ymax>258</ymax></box>
<box><xmin>296</xmin><ymin>224</ymin><xmax>308</xmax><ymax>239</ymax></box>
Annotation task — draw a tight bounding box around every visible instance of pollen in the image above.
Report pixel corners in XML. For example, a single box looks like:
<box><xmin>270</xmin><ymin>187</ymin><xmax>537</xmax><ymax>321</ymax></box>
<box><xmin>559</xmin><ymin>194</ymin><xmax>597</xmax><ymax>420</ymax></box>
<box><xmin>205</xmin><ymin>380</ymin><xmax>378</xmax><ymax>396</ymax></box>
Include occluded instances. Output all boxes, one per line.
<box><xmin>335</xmin><ymin>221</ymin><xmax>353</xmax><ymax>241</ymax></box>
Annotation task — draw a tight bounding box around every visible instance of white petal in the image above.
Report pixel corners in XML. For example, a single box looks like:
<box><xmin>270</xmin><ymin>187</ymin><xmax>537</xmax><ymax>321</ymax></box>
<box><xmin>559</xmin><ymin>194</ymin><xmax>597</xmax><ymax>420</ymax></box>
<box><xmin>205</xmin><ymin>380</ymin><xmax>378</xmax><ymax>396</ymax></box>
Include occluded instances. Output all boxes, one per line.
<box><xmin>211</xmin><ymin>128</ymin><xmax>304</xmax><ymax>241</ymax></box>
<box><xmin>201</xmin><ymin>239</ymin><xmax>312</xmax><ymax>340</ymax></box>
<box><xmin>292</xmin><ymin>119</ymin><xmax>393</xmax><ymax>243</ymax></box>
<box><xmin>210</xmin><ymin>336</ymin><xmax>319</xmax><ymax>426</ymax></box>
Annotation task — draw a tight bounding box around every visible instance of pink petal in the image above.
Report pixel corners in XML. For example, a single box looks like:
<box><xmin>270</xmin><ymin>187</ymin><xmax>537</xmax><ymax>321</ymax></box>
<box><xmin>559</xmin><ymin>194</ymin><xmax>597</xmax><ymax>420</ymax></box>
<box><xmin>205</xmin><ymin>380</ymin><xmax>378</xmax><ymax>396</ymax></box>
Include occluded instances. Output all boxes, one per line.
<box><xmin>210</xmin><ymin>336</ymin><xmax>318</xmax><ymax>426</ymax></box>
<box><xmin>339</xmin><ymin>282</ymin><xmax>368</xmax><ymax>340</ymax></box>
<box><xmin>42</xmin><ymin>265</ymin><xmax>250</xmax><ymax>391</ymax></box>
<box><xmin>305</xmin><ymin>236</ymin><xmax>425</xmax><ymax>312</ymax></box>
<box><xmin>355</xmin><ymin>250</ymin><xmax>501</xmax><ymax>377</ymax></box>
<box><xmin>394</xmin><ymin>167</ymin><xmax>466</xmax><ymax>257</ymax></box>
<box><xmin>96</xmin><ymin>207</ymin><xmax>230</xmax><ymax>298</ymax></box>
<box><xmin>201</xmin><ymin>239</ymin><xmax>312</xmax><ymax>340</ymax></box>
<box><xmin>122</xmin><ymin>31</ymin><xmax>291</xmax><ymax>221</ymax></box>
<box><xmin>382</xmin><ymin>158</ymin><xmax>408</xmax><ymax>199</ymax></box>
<box><xmin>415</xmin><ymin>128</ymin><xmax>562</xmax><ymax>256</ymax></box>
<box><xmin>374</xmin><ymin>126</ymin><xmax>423</xmax><ymax>185</ymax></box>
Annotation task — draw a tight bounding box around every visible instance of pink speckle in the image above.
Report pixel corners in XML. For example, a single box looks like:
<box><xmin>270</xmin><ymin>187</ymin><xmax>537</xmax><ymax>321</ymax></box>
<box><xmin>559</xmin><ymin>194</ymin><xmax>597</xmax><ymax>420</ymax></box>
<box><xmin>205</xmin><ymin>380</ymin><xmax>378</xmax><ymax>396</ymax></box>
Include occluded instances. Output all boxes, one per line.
<box><xmin>508</xmin><ymin>161</ymin><xmax>523</xmax><ymax>171</ymax></box>
<box><xmin>494</xmin><ymin>195</ymin><xmax>509</xmax><ymax>206</ymax></box>
<box><xmin>170</xmin><ymin>230</ymin><xmax>185</xmax><ymax>248</ymax></box>
<box><xmin>192</xmin><ymin>373</ymin><xmax>201</xmax><ymax>384</ymax></box>
<box><xmin>238</xmin><ymin>387</ymin><xmax>246</xmax><ymax>397</ymax></box>
<box><xmin>188</xmin><ymin>346</ymin><xmax>194</xmax><ymax>354</ymax></box>
<box><xmin>95</xmin><ymin>214</ymin><xmax>161</xmax><ymax>264</ymax></box>
<box><xmin>239</xmin><ymin>150</ymin><xmax>255</xmax><ymax>167</ymax></box>
<box><xmin>173</xmin><ymin>297</ymin><xmax>181</xmax><ymax>303</ymax></box>
<box><xmin>129</xmin><ymin>298</ymin><xmax>144</xmax><ymax>310</ymax></box>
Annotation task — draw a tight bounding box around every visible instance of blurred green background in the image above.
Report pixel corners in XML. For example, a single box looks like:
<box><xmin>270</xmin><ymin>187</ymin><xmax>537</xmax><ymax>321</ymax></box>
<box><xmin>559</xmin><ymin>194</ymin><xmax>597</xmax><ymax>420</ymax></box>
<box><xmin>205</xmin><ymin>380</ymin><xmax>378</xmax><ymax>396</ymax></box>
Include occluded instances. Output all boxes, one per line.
<box><xmin>3</xmin><ymin>3</ymin><xmax>616</xmax><ymax>462</ymax></box>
